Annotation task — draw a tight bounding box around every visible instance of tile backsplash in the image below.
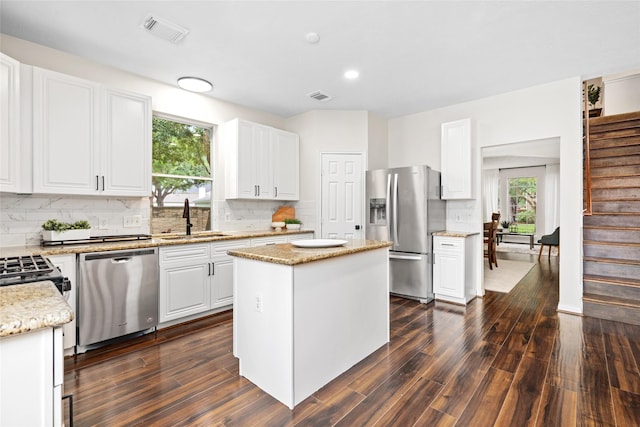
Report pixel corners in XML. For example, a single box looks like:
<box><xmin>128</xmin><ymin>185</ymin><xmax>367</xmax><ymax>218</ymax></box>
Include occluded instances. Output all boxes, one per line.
<box><xmin>0</xmin><ymin>194</ymin><xmax>150</xmax><ymax>247</ymax></box>
<box><xmin>0</xmin><ymin>193</ymin><xmax>312</xmax><ymax>247</ymax></box>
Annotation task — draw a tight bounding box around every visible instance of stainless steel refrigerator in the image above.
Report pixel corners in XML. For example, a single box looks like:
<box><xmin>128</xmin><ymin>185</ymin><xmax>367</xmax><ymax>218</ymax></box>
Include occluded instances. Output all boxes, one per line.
<box><xmin>366</xmin><ymin>165</ymin><xmax>446</xmax><ymax>302</ymax></box>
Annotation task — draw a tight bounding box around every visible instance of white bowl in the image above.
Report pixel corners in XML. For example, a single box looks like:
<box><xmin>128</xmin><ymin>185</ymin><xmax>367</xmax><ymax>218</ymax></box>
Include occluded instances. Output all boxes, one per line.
<box><xmin>286</xmin><ymin>223</ymin><xmax>301</xmax><ymax>230</ymax></box>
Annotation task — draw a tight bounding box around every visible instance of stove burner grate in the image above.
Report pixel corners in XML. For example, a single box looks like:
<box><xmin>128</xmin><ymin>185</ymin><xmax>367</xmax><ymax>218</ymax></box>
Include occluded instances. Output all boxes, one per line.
<box><xmin>0</xmin><ymin>255</ymin><xmax>55</xmax><ymax>280</ymax></box>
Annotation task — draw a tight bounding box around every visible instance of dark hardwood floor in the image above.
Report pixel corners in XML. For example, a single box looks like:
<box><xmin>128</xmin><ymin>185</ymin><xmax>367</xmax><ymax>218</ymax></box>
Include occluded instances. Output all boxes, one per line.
<box><xmin>64</xmin><ymin>253</ymin><xmax>640</xmax><ymax>426</ymax></box>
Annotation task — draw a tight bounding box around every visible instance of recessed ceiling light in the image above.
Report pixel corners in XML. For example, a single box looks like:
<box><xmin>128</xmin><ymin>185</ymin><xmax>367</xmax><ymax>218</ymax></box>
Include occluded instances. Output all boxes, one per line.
<box><xmin>177</xmin><ymin>77</ymin><xmax>213</xmax><ymax>93</ymax></box>
<box><xmin>305</xmin><ymin>32</ymin><xmax>320</xmax><ymax>44</ymax></box>
<box><xmin>344</xmin><ymin>70</ymin><xmax>360</xmax><ymax>79</ymax></box>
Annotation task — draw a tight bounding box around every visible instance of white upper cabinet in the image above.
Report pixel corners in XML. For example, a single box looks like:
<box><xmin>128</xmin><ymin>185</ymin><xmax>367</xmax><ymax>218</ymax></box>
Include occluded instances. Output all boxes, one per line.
<box><xmin>32</xmin><ymin>67</ymin><xmax>151</xmax><ymax>196</ymax></box>
<box><xmin>101</xmin><ymin>87</ymin><xmax>151</xmax><ymax>196</ymax></box>
<box><xmin>225</xmin><ymin>118</ymin><xmax>299</xmax><ymax>201</ymax></box>
<box><xmin>0</xmin><ymin>53</ymin><xmax>21</xmax><ymax>192</ymax></box>
<box><xmin>441</xmin><ymin>118</ymin><xmax>473</xmax><ymax>199</ymax></box>
<box><xmin>273</xmin><ymin>129</ymin><xmax>300</xmax><ymax>200</ymax></box>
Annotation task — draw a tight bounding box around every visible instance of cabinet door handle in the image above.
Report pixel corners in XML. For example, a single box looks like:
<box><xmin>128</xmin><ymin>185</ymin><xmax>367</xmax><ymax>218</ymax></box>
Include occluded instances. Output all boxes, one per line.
<box><xmin>96</xmin><ymin>175</ymin><xmax>99</xmax><ymax>191</ymax></box>
<box><xmin>208</xmin><ymin>263</ymin><xmax>211</xmax><ymax>276</ymax></box>
<box><xmin>257</xmin><ymin>185</ymin><xmax>260</xmax><ymax>196</ymax></box>
<box><xmin>211</xmin><ymin>262</ymin><xmax>215</xmax><ymax>275</ymax></box>
<box><xmin>254</xmin><ymin>185</ymin><xmax>258</xmax><ymax>196</ymax></box>
<box><xmin>275</xmin><ymin>186</ymin><xmax>278</xmax><ymax>198</ymax></box>
<box><xmin>101</xmin><ymin>176</ymin><xmax>105</xmax><ymax>191</ymax></box>
<box><xmin>441</xmin><ymin>243</ymin><xmax>455</xmax><ymax>246</ymax></box>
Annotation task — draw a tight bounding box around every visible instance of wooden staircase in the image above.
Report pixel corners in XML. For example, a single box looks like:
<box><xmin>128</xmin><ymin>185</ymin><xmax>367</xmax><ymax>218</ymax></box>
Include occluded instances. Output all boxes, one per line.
<box><xmin>582</xmin><ymin>111</ymin><xmax>640</xmax><ymax>325</ymax></box>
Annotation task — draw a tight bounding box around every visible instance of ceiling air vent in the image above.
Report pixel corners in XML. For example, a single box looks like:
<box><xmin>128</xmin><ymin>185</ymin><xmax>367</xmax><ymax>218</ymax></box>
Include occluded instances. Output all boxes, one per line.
<box><xmin>308</xmin><ymin>91</ymin><xmax>333</xmax><ymax>102</ymax></box>
<box><xmin>141</xmin><ymin>15</ymin><xmax>190</xmax><ymax>43</ymax></box>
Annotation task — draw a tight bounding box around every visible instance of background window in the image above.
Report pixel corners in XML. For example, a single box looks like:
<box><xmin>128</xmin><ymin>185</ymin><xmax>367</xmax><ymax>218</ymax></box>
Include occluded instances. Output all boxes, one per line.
<box><xmin>508</xmin><ymin>177</ymin><xmax>536</xmax><ymax>234</ymax></box>
<box><xmin>151</xmin><ymin>116</ymin><xmax>213</xmax><ymax>234</ymax></box>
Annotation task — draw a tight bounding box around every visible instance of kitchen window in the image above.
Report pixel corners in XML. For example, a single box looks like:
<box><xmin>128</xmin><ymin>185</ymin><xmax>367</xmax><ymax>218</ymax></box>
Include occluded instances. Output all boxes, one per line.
<box><xmin>151</xmin><ymin>115</ymin><xmax>214</xmax><ymax>234</ymax></box>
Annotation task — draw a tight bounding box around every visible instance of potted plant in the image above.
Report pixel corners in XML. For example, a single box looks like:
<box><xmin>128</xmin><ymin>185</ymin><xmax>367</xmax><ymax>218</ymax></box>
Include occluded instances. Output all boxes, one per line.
<box><xmin>500</xmin><ymin>220</ymin><xmax>511</xmax><ymax>231</ymax></box>
<box><xmin>42</xmin><ymin>219</ymin><xmax>91</xmax><ymax>241</ymax></box>
<box><xmin>587</xmin><ymin>84</ymin><xmax>602</xmax><ymax>117</ymax></box>
<box><xmin>284</xmin><ymin>218</ymin><xmax>302</xmax><ymax>230</ymax></box>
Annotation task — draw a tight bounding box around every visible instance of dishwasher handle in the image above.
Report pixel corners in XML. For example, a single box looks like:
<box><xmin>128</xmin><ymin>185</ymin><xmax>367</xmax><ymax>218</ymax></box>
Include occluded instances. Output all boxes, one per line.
<box><xmin>82</xmin><ymin>248</ymin><xmax>157</xmax><ymax>261</ymax></box>
<box><xmin>112</xmin><ymin>257</ymin><xmax>132</xmax><ymax>264</ymax></box>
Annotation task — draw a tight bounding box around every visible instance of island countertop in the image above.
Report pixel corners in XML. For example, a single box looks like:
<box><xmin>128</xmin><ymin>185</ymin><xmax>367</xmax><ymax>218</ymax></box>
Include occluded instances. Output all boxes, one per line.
<box><xmin>0</xmin><ymin>281</ymin><xmax>74</xmax><ymax>337</ymax></box>
<box><xmin>228</xmin><ymin>239</ymin><xmax>393</xmax><ymax>266</ymax></box>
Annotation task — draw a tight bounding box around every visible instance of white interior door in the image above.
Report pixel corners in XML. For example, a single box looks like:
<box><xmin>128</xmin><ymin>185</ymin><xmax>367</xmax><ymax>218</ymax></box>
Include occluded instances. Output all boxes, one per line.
<box><xmin>320</xmin><ymin>153</ymin><xmax>364</xmax><ymax>239</ymax></box>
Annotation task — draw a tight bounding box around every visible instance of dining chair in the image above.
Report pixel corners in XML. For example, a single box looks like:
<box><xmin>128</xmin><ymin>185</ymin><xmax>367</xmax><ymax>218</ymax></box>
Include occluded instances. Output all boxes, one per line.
<box><xmin>538</xmin><ymin>227</ymin><xmax>560</xmax><ymax>261</ymax></box>
<box><xmin>484</xmin><ymin>221</ymin><xmax>498</xmax><ymax>269</ymax></box>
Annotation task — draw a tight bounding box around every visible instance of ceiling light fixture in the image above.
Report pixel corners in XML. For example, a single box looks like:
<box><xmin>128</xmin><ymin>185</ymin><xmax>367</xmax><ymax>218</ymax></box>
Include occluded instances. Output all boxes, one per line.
<box><xmin>177</xmin><ymin>77</ymin><xmax>213</xmax><ymax>93</ymax></box>
<box><xmin>305</xmin><ymin>32</ymin><xmax>320</xmax><ymax>44</ymax></box>
<box><xmin>344</xmin><ymin>70</ymin><xmax>360</xmax><ymax>79</ymax></box>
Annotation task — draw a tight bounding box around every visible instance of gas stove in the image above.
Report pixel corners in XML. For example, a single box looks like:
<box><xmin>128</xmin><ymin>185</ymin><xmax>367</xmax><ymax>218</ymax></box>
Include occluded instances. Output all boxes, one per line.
<box><xmin>0</xmin><ymin>255</ymin><xmax>70</xmax><ymax>293</ymax></box>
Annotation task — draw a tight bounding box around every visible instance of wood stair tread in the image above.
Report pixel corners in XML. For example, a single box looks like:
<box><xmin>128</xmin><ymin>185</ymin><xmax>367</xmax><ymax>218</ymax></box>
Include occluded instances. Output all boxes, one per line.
<box><xmin>589</xmin><ymin>111</ymin><xmax>640</xmax><ymax>125</ymax></box>
<box><xmin>583</xmin><ymin>240</ymin><xmax>640</xmax><ymax>248</ymax></box>
<box><xmin>584</xmin><ymin>256</ymin><xmax>640</xmax><ymax>266</ymax></box>
<box><xmin>583</xmin><ymin>274</ymin><xmax>640</xmax><ymax>287</ymax></box>
<box><xmin>583</xmin><ymin>293</ymin><xmax>640</xmax><ymax>308</ymax></box>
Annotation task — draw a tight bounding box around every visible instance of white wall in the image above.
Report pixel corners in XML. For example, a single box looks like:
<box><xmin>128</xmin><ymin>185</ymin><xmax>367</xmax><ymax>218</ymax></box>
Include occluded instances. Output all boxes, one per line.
<box><xmin>367</xmin><ymin>112</ymin><xmax>388</xmax><ymax>170</ymax></box>
<box><xmin>388</xmin><ymin>78</ymin><xmax>584</xmax><ymax>314</ymax></box>
<box><xmin>285</xmin><ymin>110</ymin><xmax>369</xmax><ymax>231</ymax></box>
<box><xmin>603</xmin><ymin>71</ymin><xmax>640</xmax><ymax>115</ymax></box>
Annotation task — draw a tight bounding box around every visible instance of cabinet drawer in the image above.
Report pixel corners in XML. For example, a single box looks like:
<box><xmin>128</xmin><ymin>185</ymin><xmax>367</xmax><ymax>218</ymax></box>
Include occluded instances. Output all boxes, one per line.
<box><xmin>211</xmin><ymin>239</ymin><xmax>250</xmax><ymax>259</ymax></box>
<box><xmin>160</xmin><ymin>244</ymin><xmax>210</xmax><ymax>263</ymax></box>
<box><xmin>250</xmin><ymin>236</ymin><xmax>287</xmax><ymax>247</ymax></box>
<box><xmin>434</xmin><ymin>237</ymin><xmax>463</xmax><ymax>251</ymax></box>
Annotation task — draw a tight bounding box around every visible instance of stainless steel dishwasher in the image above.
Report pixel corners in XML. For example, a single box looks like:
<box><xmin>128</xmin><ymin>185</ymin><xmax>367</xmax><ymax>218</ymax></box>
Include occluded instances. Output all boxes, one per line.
<box><xmin>77</xmin><ymin>248</ymin><xmax>158</xmax><ymax>353</ymax></box>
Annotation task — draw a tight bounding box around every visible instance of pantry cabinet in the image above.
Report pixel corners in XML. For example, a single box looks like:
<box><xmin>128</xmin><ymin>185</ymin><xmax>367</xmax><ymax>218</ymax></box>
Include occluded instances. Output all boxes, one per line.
<box><xmin>0</xmin><ymin>53</ymin><xmax>21</xmax><ymax>192</ymax></box>
<box><xmin>225</xmin><ymin>118</ymin><xmax>299</xmax><ymax>201</ymax></box>
<box><xmin>32</xmin><ymin>67</ymin><xmax>151</xmax><ymax>196</ymax></box>
<box><xmin>441</xmin><ymin>118</ymin><xmax>472</xmax><ymax>199</ymax></box>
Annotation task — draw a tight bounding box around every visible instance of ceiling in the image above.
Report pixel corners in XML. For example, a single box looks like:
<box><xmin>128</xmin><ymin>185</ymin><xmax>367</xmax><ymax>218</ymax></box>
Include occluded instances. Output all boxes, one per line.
<box><xmin>1</xmin><ymin>1</ymin><xmax>639</xmax><ymax>119</ymax></box>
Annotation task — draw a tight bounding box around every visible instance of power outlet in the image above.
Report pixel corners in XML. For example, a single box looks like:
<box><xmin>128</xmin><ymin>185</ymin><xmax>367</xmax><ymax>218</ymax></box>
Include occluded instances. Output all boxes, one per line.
<box><xmin>255</xmin><ymin>294</ymin><xmax>263</xmax><ymax>312</ymax></box>
<box><xmin>124</xmin><ymin>215</ymin><xmax>142</xmax><ymax>228</ymax></box>
<box><xmin>99</xmin><ymin>218</ymin><xmax>109</xmax><ymax>230</ymax></box>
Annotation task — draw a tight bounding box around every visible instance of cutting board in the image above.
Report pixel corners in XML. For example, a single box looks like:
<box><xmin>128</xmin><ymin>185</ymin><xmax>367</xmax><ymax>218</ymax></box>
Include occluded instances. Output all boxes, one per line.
<box><xmin>272</xmin><ymin>206</ymin><xmax>295</xmax><ymax>222</ymax></box>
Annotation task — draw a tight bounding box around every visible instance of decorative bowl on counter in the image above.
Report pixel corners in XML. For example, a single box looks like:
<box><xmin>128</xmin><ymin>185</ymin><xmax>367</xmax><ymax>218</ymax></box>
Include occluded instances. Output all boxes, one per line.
<box><xmin>272</xmin><ymin>222</ymin><xmax>285</xmax><ymax>231</ymax></box>
<box><xmin>286</xmin><ymin>223</ymin><xmax>301</xmax><ymax>230</ymax></box>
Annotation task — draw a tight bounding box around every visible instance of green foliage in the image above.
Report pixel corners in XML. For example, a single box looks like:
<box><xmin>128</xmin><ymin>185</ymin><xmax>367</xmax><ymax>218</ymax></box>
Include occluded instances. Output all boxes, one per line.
<box><xmin>152</xmin><ymin>117</ymin><xmax>212</xmax><ymax>206</ymax></box>
<box><xmin>516</xmin><ymin>210</ymin><xmax>536</xmax><ymax>224</ymax></box>
<box><xmin>284</xmin><ymin>218</ymin><xmax>301</xmax><ymax>224</ymax></box>
<box><xmin>500</xmin><ymin>220</ymin><xmax>511</xmax><ymax>229</ymax></box>
<box><xmin>42</xmin><ymin>219</ymin><xmax>91</xmax><ymax>231</ymax></box>
<box><xmin>587</xmin><ymin>84</ymin><xmax>601</xmax><ymax>107</ymax></box>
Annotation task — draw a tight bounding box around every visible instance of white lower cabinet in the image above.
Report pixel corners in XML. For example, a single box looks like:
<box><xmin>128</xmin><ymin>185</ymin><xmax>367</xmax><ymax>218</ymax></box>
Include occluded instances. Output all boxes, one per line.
<box><xmin>48</xmin><ymin>254</ymin><xmax>77</xmax><ymax>355</ymax></box>
<box><xmin>433</xmin><ymin>235</ymin><xmax>475</xmax><ymax>304</ymax></box>
<box><xmin>286</xmin><ymin>232</ymin><xmax>314</xmax><ymax>242</ymax></box>
<box><xmin>159</xmin><ymin>239</ymin><xmax>250</xmax><ymax>323</ymax></box>
<box><xmin>0</xmin><ymin>327</ymin><xmax>63</xmax><ymax>427</ymax></box>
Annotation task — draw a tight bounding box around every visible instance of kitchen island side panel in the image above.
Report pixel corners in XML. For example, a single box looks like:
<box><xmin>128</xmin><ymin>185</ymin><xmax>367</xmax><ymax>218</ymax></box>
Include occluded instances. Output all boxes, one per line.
<box><xmin>292</xmin><ymin>247</ymin><xmax>390</xmax><ymax>405</ymax></box>
<box><xmin>233</xmin><ymin>246</ymin><xmax>390</xmax><ymax>409</ymax></box>
<box><xmin>234</xmin><ymin>258</ymin><xmax>294</xmax><ymax>407</ymax></box>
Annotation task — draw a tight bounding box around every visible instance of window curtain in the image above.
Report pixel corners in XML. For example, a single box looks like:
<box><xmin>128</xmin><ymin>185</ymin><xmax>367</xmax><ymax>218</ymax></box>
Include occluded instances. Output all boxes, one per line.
<box><xmin>482</xmin><ymin>169</ymin><xmax>500</xmax><ymax>221</ymax></box>
<box><xmin>545</xmin><ymin>164</ymin><xmax>560</xmax><ymax>234</ymax></box>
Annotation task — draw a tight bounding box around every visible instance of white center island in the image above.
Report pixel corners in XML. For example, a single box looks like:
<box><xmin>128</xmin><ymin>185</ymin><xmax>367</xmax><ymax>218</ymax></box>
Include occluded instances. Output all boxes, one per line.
<box><xmin>228</xmin><ymin>239</ymin><xmax>392</xmax><ymax>409</ymax></box>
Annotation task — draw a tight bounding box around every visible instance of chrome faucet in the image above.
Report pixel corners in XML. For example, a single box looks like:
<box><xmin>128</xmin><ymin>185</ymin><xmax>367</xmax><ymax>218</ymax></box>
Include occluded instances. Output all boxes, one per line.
<box><xmin>182</xmin><ymin>198</ymin><xmax>192</xmax><ymax>236</ymax></box>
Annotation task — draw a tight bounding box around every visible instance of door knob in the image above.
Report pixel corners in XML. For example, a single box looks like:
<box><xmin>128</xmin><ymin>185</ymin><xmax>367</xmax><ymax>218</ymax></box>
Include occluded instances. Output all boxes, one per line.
<box><xmin>355</xmin><ymin>225</ymin><xmax>361</xmax><ymax>230</ymax></box>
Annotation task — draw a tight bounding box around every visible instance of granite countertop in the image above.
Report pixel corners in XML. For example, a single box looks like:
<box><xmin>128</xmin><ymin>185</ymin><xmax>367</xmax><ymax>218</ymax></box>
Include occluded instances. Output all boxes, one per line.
<box><xmin>0</xmin><ymin>229</ymin><xmax>314</xmax><ymax>257</ymax></box>
<box><xmin>228</xmin><ymin>239</ymin><xmax>393</xmax><ymax>266</ymax></box>
<box><xmin>0</xmin><ymin>281</ymin><xmax>74</xmax><ymax>337</ymax></box>
<box><xmin>433</xmin><ymin>231</ymin><xmax>480</xmax><ymax>238</ymax></box>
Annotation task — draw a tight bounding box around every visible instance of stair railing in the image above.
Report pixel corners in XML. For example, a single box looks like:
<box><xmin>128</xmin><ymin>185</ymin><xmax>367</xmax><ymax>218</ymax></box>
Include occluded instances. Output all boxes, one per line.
<box><xmin>584</xmin><ymin>81</ymin><xmax>592</xmax><ymax>215</ymax></box>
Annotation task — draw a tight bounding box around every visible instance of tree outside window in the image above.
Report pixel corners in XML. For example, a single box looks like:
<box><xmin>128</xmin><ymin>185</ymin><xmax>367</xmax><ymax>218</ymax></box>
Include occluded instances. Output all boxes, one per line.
<box><xmin>151</xmin><ymin>116</ymin><xmax>213</xmax><ymax>233</ymax></box>
<box><xmin>508</xmin><ymin>177</ymin><xmax>536</xmax><ymax>234</ymax></box>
